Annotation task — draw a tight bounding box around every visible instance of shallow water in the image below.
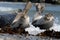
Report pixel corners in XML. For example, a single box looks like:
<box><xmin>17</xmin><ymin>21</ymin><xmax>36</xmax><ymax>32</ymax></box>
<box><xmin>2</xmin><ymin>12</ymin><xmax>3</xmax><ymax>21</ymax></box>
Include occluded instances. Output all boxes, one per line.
<box><xmin>0</xmin><ymin>2</ymin><xmax>60</xmax><ymax>40</ymax></box>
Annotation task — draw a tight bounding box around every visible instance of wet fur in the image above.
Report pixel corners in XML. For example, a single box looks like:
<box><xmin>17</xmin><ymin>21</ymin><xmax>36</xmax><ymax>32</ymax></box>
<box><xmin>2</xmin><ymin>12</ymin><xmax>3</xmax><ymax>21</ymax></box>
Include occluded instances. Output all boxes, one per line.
<box><xmin>32</xmin><ymin>13</ymin><xmax>54</xmax><ymax>29</ymax></box>
<box><xmin>11</xmin><ymin>2</ymin><xmax>32</xmax><ymax>29</ymax></box>
<box><xmin>11</xmin><ymin>13</ymin><xmax>30</xmax><ymax>29</ymax></box>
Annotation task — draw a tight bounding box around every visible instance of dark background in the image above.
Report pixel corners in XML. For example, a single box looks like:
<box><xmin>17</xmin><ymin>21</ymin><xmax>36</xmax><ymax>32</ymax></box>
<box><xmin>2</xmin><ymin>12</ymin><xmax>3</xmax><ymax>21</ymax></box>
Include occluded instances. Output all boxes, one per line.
<box><xmin>0</xmin><ymin>0</ymin><xmax>60</xmax><ymax>4</ymax></box>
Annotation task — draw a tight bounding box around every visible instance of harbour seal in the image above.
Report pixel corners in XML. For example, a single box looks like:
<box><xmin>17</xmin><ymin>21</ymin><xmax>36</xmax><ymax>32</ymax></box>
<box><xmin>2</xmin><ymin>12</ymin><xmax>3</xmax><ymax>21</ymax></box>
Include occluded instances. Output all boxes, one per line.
<box><xmin>32</xmin><ymin>13</ymin><xmax>54</xmax><ymax>30</ymax></box>
<box><xmin>11</xmin><ymin>2</ymin><xmax>32</xmax><ymax>29</ymax></box>
<box><xmin>0</xmin><ymin>9</ymin><xmax>22</xmax><ymax>27</ymax></box>
<box><xmin>32</xmin><ymin>3</ymin><xmax>54</xmax><ymax>30</ymax></box>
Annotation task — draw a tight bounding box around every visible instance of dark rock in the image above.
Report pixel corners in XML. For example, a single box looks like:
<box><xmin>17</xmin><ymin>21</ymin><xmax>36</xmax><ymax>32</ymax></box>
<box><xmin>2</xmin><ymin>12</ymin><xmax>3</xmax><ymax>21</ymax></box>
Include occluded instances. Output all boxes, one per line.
<box><xmin>37</xmin><ymin>30</ymin><xmax>60</xmax><ymax>39</ymax></box>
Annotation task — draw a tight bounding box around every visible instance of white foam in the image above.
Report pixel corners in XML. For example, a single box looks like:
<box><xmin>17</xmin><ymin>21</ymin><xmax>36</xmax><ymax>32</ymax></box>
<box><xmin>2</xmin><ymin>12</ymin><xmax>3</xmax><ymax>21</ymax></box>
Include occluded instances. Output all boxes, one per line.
<box><xmin>0</xmin><ymin>7</ymin><xmax>14</xmax><ymax>11</ymax></box>
<box><xmin>25</xmin><ymin>23</ymin><xmax>45</xmax><ymax>35</ymax></box>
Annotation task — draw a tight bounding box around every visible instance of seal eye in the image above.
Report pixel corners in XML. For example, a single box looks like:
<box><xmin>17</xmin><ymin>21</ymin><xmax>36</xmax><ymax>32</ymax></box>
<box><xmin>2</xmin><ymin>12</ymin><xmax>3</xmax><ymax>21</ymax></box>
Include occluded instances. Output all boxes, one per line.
<box><xmin>44</xmin><ymin>16</ymin><xmax>50</xmax><ymax>20</ymax></box>
<box><xmin>19</xmin><ymin>23</ymin><xmax>22</xmax><ymax>26</ymax></box>
<box><xmin>21</xmin><ymin>16</ymin><xmax>25</xmax><ymax>19</ymax></box>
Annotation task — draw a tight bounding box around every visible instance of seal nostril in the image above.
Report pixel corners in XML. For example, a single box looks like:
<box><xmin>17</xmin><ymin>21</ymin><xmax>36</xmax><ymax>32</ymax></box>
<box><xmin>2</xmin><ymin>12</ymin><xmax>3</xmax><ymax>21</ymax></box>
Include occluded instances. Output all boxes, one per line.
<box><xmin>19</xmin><ymin>24</ymin><xmax>22</xmax><ymax>26</ymax></box>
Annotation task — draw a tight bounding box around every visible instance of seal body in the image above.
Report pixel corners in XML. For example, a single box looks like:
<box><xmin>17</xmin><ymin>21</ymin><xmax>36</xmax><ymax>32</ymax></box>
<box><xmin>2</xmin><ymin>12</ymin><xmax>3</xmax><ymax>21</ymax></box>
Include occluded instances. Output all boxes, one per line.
<box><xmin>11</xmin><ymin>13</ymin><xmax>30</xmax><ymax>29</ymax></box>
<box><xmin>0</xmin><ymin>14</ymin><xmax>16</xmax><ymax>27</ymax></box>
<box><xmin>32</xmin><ymin>13</ymin><xmax>54</xmax><ymax>30</ymax></box>
<box><xmin>0</xmin><ymin>9</ymin><xmax>22</xmax><ymax>27</ymax></box>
